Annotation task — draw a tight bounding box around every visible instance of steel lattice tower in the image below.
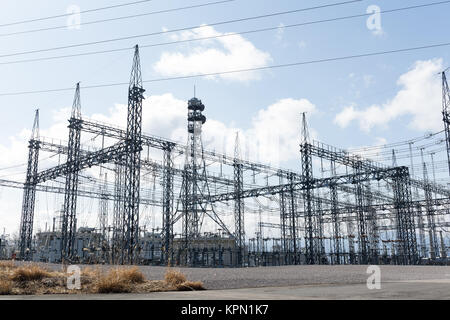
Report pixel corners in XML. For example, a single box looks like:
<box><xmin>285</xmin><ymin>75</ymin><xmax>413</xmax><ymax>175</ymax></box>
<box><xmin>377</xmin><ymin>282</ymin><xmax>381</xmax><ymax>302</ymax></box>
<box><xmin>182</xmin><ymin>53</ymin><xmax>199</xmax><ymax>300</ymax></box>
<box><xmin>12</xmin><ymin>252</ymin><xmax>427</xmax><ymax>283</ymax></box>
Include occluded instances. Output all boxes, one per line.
<box><xmin>122</xmin><ymin>45</ymin><xmax>145</xmax><ymax>264</ymax></box>
<box><xmin>354</xmin><ymin>161</ymin><xmax>369</xmax><ymax>264</ymax></box>
<box><xmin>300</xmin><ymin>113</ymin><xmax>317</xmax><ymax>264</ymax></box>
<box><xmin>329</xmin><ymin>160</ymin><xmax>341</xmax><ymax>264</ymax></box>
<box><xmin>112</xmin><ymin>164</ymin><xmax>124</xmax><ymax>264</ymax></box>
<box><xmin>183</xmin><ymin>97</ymin><xmax>207</xmax><ymax>241</ymax></box>
<box><xmin>162</xmin><ymin>142</ymin><xmax>175</xmax><ymax>265</ymax></box>
<box><xmin>19</xmin><ymin>109</ymin><xmax>40</xmax><ymax>260</ymax></box>
<box><xmin>287</xmin><ymin>173</ymin><xmax>298</xmax><ymax>264</ymax></box>
<box><xmin>234</xmin><ymin>133</ymin><xmax>245</xmax><ymax>266</ymax></box>
<box><xmin>179</xmin><ymin>96</ymin><xmax>231</xmax><ymax>265</ymax></box>
<box><xmin>420</xmin><ymin>149</ymin><xmax>438</xmax><ymax>259</ymax></box>
<box><xmin>61</xmin><ymin>83</ymin><xmax>82</xmax><ymax>262</ymax></box>
<box><xmin>442</xmin><ymin>71</ymin><xmax>450</xmax><ymax>176</ymax></box>
<box><xmin>99</xmin><ymin>172</ymin><xmax>108</xmax><ymax>246</ymax></box>
<box><xmin>392</xmin><ymin>167</ymin><xmax>418</xmax><ymax>264</ymax></box>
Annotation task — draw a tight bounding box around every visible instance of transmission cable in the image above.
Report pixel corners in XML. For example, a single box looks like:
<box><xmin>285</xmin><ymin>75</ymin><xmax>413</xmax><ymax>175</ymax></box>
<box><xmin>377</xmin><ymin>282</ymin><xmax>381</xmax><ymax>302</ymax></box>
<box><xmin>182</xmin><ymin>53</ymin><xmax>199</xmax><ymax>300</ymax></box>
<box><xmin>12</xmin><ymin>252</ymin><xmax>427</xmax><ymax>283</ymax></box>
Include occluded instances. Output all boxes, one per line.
<box><xmin>0</xmin><ymin>1</ymin><xmax>447</xmax><ymax>66</ymax></box>
<box><xmin>0</xmin><ymin>0</ymin><xmax>236</xmax><ymax>38</ymax></box>
<box><xmin>1</xmin><ymin>41</ymin><xmax>450</xmax><ymax>97</ymax></box>
<box><xmin>0</xmin><ymin>0</ymin><xmax>362</xmax><ymax>59</ymax></box>
<box><xmin>0</xmin><ymin>0</ymin><xmax>154</xmax><ymax>28</ymax></box>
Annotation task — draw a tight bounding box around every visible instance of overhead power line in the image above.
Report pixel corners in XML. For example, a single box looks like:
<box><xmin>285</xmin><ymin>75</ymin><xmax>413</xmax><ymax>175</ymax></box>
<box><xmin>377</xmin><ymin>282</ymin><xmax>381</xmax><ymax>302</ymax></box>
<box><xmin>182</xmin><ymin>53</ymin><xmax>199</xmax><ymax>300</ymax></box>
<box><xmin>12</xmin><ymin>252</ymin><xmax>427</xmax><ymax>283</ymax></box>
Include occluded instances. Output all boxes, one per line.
<box><xmin>0</xmin><ymin>0</ymin><xmax>362</xmax><ymax>59</ymax></box>
<box><xmin>344</xmin><ymin>131</ymin><xmax>446</xmax><ymax>153</ymax></box>
<box><xmin>0</xmin><ymin>0</ymin><xmax>154</xmax><ymax>28</ymax></box>
<box><xmin>1</xmin><ymin>41</ymin><xmax>450</xmax><ymax>97</ymax></box>
<box><xmin>0</xmin><ymin>1</ymin><xmax>447</xmax><ymax>66</ymax></box>
<box><xmin>0</xmin><ymin>0</ymin><xmax>236</xmax><ymax>38</ymax></box>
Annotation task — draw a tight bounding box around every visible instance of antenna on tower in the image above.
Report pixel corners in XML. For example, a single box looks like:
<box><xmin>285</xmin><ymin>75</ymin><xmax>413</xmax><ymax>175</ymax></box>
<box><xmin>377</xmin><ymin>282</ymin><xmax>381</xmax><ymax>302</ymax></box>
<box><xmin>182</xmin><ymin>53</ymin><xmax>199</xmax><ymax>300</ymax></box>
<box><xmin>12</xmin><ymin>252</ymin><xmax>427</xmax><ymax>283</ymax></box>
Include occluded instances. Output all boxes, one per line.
<box><xmin>129</xmin><ymin>45</ymin><xmax>143</xmax><ymax>90</ymax></box>
<box><xmin>31</xmin><ymin>109</ymin><xmax>39</xmax><ymax>140</ymax></box>
<box><xmin>301</xmin><ymin>112</ymin><xmax>310</xmax><ymax>144</ymax></box>
<box><xmin>71</xmin><ymin>83</ymin><xmax>81</xmax><ymax>119</ymax></box>
<box><xmin>234</xmin><ymin>131</ymin><xmax>241</xmax><ymax>160</ymax></box>
<box><xmin>391</xmin><ymin>149</ymin><xmax>397</xmax><ymax>167</ymax></box>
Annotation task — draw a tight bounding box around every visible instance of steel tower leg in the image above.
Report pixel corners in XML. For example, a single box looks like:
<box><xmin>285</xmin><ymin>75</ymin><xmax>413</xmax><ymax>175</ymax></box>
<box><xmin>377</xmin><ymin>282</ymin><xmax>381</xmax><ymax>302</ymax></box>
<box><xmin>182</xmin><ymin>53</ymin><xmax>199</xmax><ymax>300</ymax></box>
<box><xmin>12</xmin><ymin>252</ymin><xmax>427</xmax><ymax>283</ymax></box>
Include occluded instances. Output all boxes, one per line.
<box><xmin>300</xmin><ymin>113</ymin><xmax>316</xmax><ymax>264</ymax></box>
<box><xmin>442</xmin><ymin>71</ymin><xmax>450</xmax><ymax>176</ymax></box>
<box><xmin>424</xmin><ymin>185</ymin><xmax>438</xmax><ymax>260</ymax></box>
<box><xmin>415</xmin><ymin>204</ymin><xmax>427</xmax><ymax>259</ymax></box>
<box><xmin>122</xmin><ymin>45</ymin><xmax>145</xmax><ymax>264</ymax></box>
<box><xmin>61</xmin><ymin>84</ymin><xmax>82</xmax><ymax>262</ymax></box>
<box><xmin>162</xmin><ymin>144</ymin><xmax>174</xmax><ymax>265</ymax></box>
<box><xmin>288</xmin><ymin>174</ymin><xmax>298</xmax><ymax>264</ymax></box>
<box><xmin>420</xmin><ymin>150</ymin><xmax>439</xmax><ymax>260</ymax></box>
<box><xmin>354</xmin><ymin>163</ymin><xmax>369</xmax><ymax>265</ymax></box>
<box><xmin>365</xmin><ymin>182</ymin><xmax>379</xmax><ymax>264</ymax></box>
<box><xmin>330</xmin><ymin>160</ymin><xmax>341</xmax><ymax>265</ymax></box>
<box><xmin>330</xmin><ymin>183</ymin><xmax>341</xmax><ymax>264</ymax></box>
<box><xmin>19</xmin><ymin>109</ymin><xmax>40</xmax><ymax>261</ymax></box>
<box><xmin>315</xmin><ymin>190</ymin><xmax>325</xmax><ymax>264</ymax></box>
<box><xmin>392</xmin><ymin>168</ymin><xmax>418</xmax><ymax>265</ymax></box>
<box><xmin>112</xmin><ymin>164</ymin><xmax>124</xmax><ymax>264</ymax></box>
<box><xmin>234</xmin><ymin>161</ymin><xmax>245</xmax><ymax>266</ymax></box>
<box><xmin>279</xmin><ymin>173</ymin><xmax>288</xmax><ymax>264</ymax></box>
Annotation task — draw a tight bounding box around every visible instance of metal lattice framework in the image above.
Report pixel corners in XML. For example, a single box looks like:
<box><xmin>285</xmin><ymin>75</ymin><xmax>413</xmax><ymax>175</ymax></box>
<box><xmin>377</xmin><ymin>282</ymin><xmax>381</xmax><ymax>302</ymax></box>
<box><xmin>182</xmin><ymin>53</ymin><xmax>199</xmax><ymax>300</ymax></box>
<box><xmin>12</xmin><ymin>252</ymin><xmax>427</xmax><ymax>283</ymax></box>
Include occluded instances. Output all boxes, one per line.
<box><xmin>61</xmin><ymin>83</ymin><xmax>82</xmax><ymax>261</ymax></box>
<box><xmin>234</xmin><ymin>133</ymin><xmax>245</xmax><ymax>266</ymax></box>
<box><xmin>18</xmin><ymin>109</ymin><xmax>40</xmax><ymax>260</ymax></box>
<box><xmin>122</xmin><ymin>45</ymin><xmax>145</xmax><ymax>264</ymax></box>
<box><xmin>443</xmin><ymin>70</ymin><xmax>450</xmax><ymax>176</ymax></box>
<box><xmin>13</xmin><ymin>47</ymin><xmax>450</xmax><ymax>267</ymax></box>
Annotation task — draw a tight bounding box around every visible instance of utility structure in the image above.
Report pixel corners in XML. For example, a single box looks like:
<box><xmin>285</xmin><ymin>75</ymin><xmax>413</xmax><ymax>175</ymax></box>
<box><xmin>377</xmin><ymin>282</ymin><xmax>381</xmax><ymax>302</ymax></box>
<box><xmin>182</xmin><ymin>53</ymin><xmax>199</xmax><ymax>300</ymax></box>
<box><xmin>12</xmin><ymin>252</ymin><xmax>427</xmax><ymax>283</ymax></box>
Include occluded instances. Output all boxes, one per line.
<box><xmin>443</xmin><ymin>70</ymin><xmax>450</xmax><ymax>176</ymax></box>
<box><xmin>14</xmin><ymin>45</ymin><xmax>450</xmax><ymax>267</ymax></box>
<box><xmin>234</xmin><ymin>132</ymin><xmax>245</xmax><ymax>266</ymax></box>
<box><xmin>300</xmin><ymin>112</ymin><xmax>318</xmax><ymax>264</ymax></box>
<box><xmin>177</xmin><ymin>96</ymin><xmax>232</xmax><ymax>266</ymax></box>
<box><xmin>18</xmin><ymin>45</ymin><xmax>146</xmax><ymax>264</ymax></box>
<box><xmin>122</xmin><ymin>45</ymin><xmax>145</xmax><ymax>264</ymax></box>
<box><xmin>61</xmin><ymin>83</ymin><xmax>82</xmax><ymax>262</ymax></box>
<box><xmin>18</xmin><ymin>109</ymin><xmax>40</xmax><ymax>260</ymax></box>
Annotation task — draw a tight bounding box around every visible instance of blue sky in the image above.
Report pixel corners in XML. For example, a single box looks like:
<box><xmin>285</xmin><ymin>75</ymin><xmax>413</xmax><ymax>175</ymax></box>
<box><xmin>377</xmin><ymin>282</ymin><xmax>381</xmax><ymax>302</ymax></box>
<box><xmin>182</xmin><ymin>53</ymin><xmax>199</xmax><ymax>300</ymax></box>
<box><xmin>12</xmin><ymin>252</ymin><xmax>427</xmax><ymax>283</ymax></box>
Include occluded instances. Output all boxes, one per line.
<box><xmin>0</xmin><ymin>0</ymin><xmax>450</xmax><ymax>234</ymax></box>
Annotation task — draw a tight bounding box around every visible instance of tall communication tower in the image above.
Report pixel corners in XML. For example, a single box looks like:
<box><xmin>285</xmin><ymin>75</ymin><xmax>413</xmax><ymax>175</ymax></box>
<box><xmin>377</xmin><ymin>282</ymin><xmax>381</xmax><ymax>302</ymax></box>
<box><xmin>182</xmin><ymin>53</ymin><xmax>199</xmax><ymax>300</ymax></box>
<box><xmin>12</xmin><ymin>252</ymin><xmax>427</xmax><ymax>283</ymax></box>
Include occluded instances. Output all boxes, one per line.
<box><xmin>179</xmin><ymin>96</ymin><xmax>231</xmax><ymax>265</ymax></box>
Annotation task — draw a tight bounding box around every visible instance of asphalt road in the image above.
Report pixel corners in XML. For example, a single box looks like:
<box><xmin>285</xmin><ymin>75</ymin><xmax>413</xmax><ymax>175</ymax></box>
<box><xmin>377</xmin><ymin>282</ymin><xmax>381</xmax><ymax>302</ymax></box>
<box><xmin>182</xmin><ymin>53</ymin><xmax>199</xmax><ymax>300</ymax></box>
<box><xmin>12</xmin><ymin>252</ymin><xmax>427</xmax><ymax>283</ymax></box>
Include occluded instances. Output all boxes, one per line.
<box><xmin>2</xmin><ymin>280</ymin><xmax>450</xmax><ymax>300</ymax></box>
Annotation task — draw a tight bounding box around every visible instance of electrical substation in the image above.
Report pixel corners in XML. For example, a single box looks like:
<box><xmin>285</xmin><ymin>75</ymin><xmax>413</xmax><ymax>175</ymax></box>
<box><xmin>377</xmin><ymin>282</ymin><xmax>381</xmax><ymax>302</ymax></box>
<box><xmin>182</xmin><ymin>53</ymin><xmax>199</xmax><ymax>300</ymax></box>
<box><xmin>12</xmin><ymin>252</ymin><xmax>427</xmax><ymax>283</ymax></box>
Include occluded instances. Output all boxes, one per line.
<box><xmin>2</xmin><ymin>45</ymin><xmax>450</xmax><ymax>267</ymax></box>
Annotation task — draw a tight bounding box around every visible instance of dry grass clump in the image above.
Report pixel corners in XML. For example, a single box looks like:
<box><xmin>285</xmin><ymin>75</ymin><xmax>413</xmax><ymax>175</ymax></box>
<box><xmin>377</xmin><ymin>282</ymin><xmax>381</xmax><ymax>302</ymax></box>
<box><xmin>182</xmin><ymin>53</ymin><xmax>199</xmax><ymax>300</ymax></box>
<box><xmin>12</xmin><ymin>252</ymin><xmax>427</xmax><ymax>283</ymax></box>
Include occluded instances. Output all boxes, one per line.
<box><xmin>10</xmin><ymin>265</ymin><xmax>51</xmax><ymax>282</ymax></box>
<box><xmin>81</xmin><ymin>266</ymin><xmax>100</xmax><ymax>277</ymax></box>
<box><xmin>165</xmin><ymin>269</ymin><xmax>187</xmax><ymax>286</ymax></box>
<box><xmin>119</xmin><ymin>267</ymin><xmax>145</xmax><ymax>284</ymax></box>
<box><xmin>0</xmin><ymin>264</ymin><xmax>205</xmax><ymax>295</ymax></box>
<box><xmin>0</xmin><ymin>280</ymin><xmax>12</xmax><ymax>295</ymax></box>
<box><xmin>96</xmin><ymin>277</ymin><xmax>132</xmax><ymax>294</ymax></box>
<box><xmin>95</xmin><ymin>267</ymin><xmax>145</xmax><ymax>294</ymax></box>
<box><xmin>176</xmin><ymin>281</ymin><xmax>205</xmax><ymax>291</ymax></box>
<box><xmin>0</xmin><ymin>261</ymin><xmax>16</xmax><ymax>270</ymax></box>
<box><xmin>164</xmin><ymin>269</ymin><xmax>204</xmax><ymax>291</ymax></box>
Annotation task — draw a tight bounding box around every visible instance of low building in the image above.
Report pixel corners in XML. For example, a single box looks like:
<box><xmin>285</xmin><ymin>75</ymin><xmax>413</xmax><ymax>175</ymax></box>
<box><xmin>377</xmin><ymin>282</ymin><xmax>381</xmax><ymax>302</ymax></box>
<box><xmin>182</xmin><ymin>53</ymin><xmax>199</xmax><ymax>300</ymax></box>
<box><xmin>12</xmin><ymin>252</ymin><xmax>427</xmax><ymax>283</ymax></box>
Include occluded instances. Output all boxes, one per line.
<box><xmin>138</xmin><ymin>232</ymin><xmax>162</xmax><ymax>264</ymax></box>
<box><xmin>34</xmin><ymin>227</ymin><xmax>105</xmax><ymax>263</ymax></box>
<box><xmin>171</xmin><ymin>234</ymin><xmax>239</xmax><ymax>267</ymax></box>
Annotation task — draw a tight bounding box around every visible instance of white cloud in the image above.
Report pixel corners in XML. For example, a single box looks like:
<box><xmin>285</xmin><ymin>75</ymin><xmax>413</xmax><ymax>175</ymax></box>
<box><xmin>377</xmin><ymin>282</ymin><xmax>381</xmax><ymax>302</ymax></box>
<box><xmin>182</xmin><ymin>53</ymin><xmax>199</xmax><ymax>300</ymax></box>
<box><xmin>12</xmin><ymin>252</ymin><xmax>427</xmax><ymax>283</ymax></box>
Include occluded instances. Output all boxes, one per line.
<box><xmin>334</xmin><ymin>59</ymin><xmax>444</xmax><ymax>132</ymax></box>
<box><xmin>154</xmin><ymin>25</ymin><xmax>272</xmax><ymax>82</ymax></box>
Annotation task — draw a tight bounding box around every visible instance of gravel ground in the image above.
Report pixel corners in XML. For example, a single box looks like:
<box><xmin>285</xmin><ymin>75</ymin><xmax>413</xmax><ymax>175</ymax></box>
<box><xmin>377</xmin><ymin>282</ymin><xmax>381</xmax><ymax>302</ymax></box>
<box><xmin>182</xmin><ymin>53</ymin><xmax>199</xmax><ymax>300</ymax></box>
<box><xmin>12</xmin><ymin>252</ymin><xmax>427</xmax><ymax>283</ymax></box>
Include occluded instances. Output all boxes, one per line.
<box><xmin>17</xmin><ymin>263</ymin><xmax>450</xmax><ymax>290</ymax></box>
